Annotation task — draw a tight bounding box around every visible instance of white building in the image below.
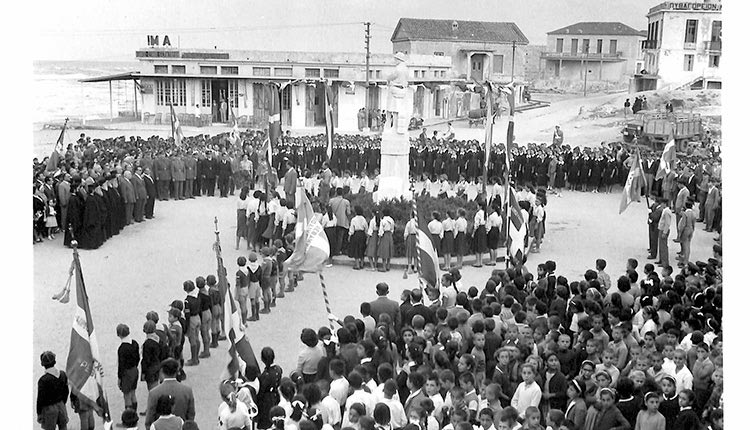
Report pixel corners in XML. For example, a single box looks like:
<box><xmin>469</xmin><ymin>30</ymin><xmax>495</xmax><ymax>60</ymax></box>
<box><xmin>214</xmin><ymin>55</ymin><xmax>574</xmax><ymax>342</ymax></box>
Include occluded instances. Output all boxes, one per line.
<box><xmin>633</xmin><ymin>0</ymin><xmax>722</xmax><ymax>91</ymax></box>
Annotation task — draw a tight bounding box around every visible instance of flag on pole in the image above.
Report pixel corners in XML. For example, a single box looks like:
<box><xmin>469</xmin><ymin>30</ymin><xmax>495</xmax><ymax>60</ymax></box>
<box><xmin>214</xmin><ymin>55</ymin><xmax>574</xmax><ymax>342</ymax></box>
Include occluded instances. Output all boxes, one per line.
<box><xmin>655</xmin><ymin>137</ymin><xmax>677</xmax><ymax>180</ymax></box>
<box><xmin>170</xmin><ymin>104</ymin><xmax>184</xmax><ymax>145</ymax></box>
<box><xmin>65</xmin><ymin>245</ymin><xmax>111</xmax><ymax>424</ymax></box>
<box><xmin>619</xmin><ymin>149</ymin><xmax>647</xmax><ymax>214</ymax></box>
<box><xmin>416</xmin><ymin>228</ymin><xmax>440</xmax><ymax>288</ymax></box>
<box><xmin>268</xmin><ymin>84</ymin><xmax>282</xmax><ymax>148</ymax></box>
<box><xmin>229</xmin><ymin>106</ymin><xmax>241</xmax><ymax>147</ymax></box>
<box><xmin>46</xmin><ymin>118</ymin><xmax>68</xmax><ymax>172</ymax></box>
<box><xmin>286</xmin><ymin>185</ymin><xmax>330</xmax><ymax>273</ymax></box>
<box><xmin>507</xmin><ymin>187</ymin><xmax>528</xmax><ymax>265</ymax></box>
<box><xmin>484</xmin><ymin>84</ymin><xmax>494</xmax><ymax>171</ymax></box>
<box><xmin>214</xmin><ymin>220</ymin><xmax>259</xmax><ymax>380</ymax></box>
<box><xmin>323</xmin><ymin>81</ymin><xmax>335</xmax><ymax>160</ymax></box>
<box><xmin>503</xmin><ymin>86</ymin><xmax>515</xmax><ymax>152</ymax></box>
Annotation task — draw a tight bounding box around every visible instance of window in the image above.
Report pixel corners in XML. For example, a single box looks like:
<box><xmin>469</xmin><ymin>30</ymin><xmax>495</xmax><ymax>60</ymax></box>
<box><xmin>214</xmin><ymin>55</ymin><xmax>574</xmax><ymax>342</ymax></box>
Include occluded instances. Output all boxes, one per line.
<box><xmin>414</xmin><ymin>70</ymin><xmax>420</xmax><ymax>78</ymax></box>
<box><xmin>685</xmin><ymin>19</ymin><xmax>698</xmax><ymax>44</ymax></box>
<box><xmin>711</xmin><ymin>21</ymin><xmax>722</xmax><ymax>42</ymax></box>
<box><xmin>582</xmin><ymin>39</ymin><xmax>590</xmax><ymax>54</ymax></box>
<box><xmin>221</xmin><ymin>66</ymin><xmax>239</xmax><ymax>75</ymax></box>
<box><xmin>493</xmin><ymin>55</ymin><xmax>504</xmax><ymax>74</ymax></box>
<box><xmin>323</xmin><ymin>68</ymin><xmax>339</xmax><ymax>78</ymax></box>
<box><xmin>274</xmin><ymin>67</ymin><xmax>292</xmax><ymax>77</ymax></box>
<box><xmin>305</xmin><ymin>68</ymin><xmax>320</xmax><ymax>78</ymax></box>
<box><xmin>154</xmin><ymin>65</ymin><xmax>168</xmax><ymax>74</ymax></box>
<box><xmin>200</xmin><ymin>66</ymin><xmax>217</xmax><ymax>75</ymax></box>
<box><xmin>421</xmin><ymin>70</ymin><xmax>426</xmax><ymax>78</ymax></box>
<box><xmin>596</xmin><ymin>39</ymin><xmax>603</xmax><ymax>54</ymax></box>
<box><xmin>571</xmin><ymin>39</ymin><xmax>578</xmax><ymax>54</ymax></box>
<box><xmin>253</xmin><ymin>67</ymin><xmax>271</xmax><ymax>76</ymax></box>
<box><xmin>201</xmin><ymin>80</ymin><xmax>212</xmax><ymax>107</ymax></box>
<box><xmin>472</xmin><ymin>60</ymin><xmax>482</xmax><ymax>71</ymax></box>
<box><xmin>228</xmin><ymin>79</ymin><xmax>238</xmax><ymax>108</ymax></box>
<box><xmin>709</xmin><ymin>54</ymin><xmax>720</xmax><ymax>68</ymax></box>
<box><xmin>609</xmin><ymin>40</ymin><xmax>618</xmax><ymax>54</ymax></box>
<box><xmin>156</xmin><ymin>79</ymin><xmax>186</xmax><ymax>106</ymax></box>
<box><xmin>684</xmin><ymin>54</ymin><xmax>694</xmax><ymax>71</ymax></box>
<box><xmin>556</xmin><ymin>38</ymin><xmax>563</xmax><ymax>53</ymax></box>
<box><xmin>375</xmin><ymin>70</ymin><xmax>381</xmax><ymax>79</ymax></box>
<box><xmin>434</xmin><ymin>51</ymin><xmax>445</xmax><ymax>56</ymax></box>
<box><xmin>440</xmin><ymin>71</ymin><xmax>446</xmax><ymax>78</ymax></box>
<box><xmin>434</xmin><ymin>70</ymin><xmax>440</xmax><ymax>78</ymax></box>
<box><xmin>171</xmin><ymin>65</ymin><xmax>185</xmax><ymax>74</ymax></box>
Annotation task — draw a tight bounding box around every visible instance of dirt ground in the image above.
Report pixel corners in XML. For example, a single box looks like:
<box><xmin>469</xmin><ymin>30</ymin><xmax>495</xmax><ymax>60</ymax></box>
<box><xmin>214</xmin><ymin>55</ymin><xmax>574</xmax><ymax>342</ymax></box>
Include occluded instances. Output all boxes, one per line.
<box><xmin>32</xmin><ymin>188</ymin><xmax>718</xmax><ymax>429</ymax></box>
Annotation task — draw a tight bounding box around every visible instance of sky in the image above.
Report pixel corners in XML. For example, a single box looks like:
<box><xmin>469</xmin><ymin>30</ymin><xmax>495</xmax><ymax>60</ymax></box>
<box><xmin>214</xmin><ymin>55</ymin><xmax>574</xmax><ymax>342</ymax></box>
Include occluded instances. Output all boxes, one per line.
<box><xmin>32</xmin><ymin>0</ymin><xmax>658</xmax><ymax>61</ymax></box>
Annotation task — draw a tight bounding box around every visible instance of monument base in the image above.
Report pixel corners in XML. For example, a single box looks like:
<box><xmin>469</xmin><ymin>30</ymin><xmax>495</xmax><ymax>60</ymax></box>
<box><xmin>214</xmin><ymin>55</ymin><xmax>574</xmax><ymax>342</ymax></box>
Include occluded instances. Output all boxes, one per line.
<box><xmin>374</xmin><ymin>129</ymin><xmax>411</xmax><ymax>202</ymax></box>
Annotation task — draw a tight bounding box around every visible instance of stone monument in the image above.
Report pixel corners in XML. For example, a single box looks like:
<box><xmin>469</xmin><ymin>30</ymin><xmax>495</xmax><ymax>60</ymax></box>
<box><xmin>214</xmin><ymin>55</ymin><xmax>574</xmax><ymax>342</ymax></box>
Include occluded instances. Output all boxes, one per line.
<box><xmin>374</xmin><ymin>52</ymin><xmax>412</xmax><ymax>202</ymax></box>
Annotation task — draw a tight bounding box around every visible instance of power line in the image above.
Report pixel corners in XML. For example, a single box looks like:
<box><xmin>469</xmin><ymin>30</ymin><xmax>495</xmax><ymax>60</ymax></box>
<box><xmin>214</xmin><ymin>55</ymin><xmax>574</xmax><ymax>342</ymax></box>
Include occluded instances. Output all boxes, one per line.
<box><xmin>39</xmin><ymin>21</ymin><xmax>364</xmax><ymax>36</ymax></box>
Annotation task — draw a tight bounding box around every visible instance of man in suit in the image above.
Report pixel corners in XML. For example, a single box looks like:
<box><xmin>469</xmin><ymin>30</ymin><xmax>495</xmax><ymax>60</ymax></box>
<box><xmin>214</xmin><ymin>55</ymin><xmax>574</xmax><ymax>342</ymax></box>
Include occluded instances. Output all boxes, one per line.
<box><xmin>369</xmin><ymin>282</ymin><xmax>402</xmax><ymax>331</ymax></box>
<box><xmin>644</xmin><ymin>153</ymin><xmax>658</xmax><ymax>196</ymax></box>
<box><xmin>119</xmin><ymin>170</ymin><xmax>136</xmax><ymax>225</ymax></box>
<box><xmin>677</xmin><ymin>200</ymin><xmax>697</xmax><ymax>267</ymax></box>
<box><xmin>673</xmin><ymin>180</ymin><xmax>690</xmax><ymax>242</ymax></box>
<box><xmin>143</xmin><ymin>167</ymin><xmax>157</xmax><ymax>219</ymax></box>
<box><xmin>171</xmin><ymin>153</ymin><xmax>186</xmax><ymax>200</ymax></box>
<box><xmin>132</xmin><ymin>166</ymin><xmax>148</xmax><ymax>222</ymax></box>
<box><xmin>647</xmin><ymin>201</ymin><xmax>664</xmax><ymax>259</ymax></box>
<box><xmin>57</xmin><ymin>174</ymin><xmax>71</xmax><ymax>232</ymax></box>
<box><xmin>283</xmin><ymin>160</ymin><xmax>298</xmax><ymax>207</ymax></box>
<box><xmin>201</xmin><ymin>151</ymin><xmax>217</xmax><ymax>196</ymax></box>
<box><xmin>704</xmin><ymin>179</ymin><xmax>719</xmax><ymax>232</ymax></box>
<box><xmin>184</xmin><ymin>152</ymin><xmax>197</xmax><ymax>199</ymax></box>
<box><xmin>685</xmin><ymin>167</ymin><xmax>698</xmax><ymax>199</ymax></box>
<box><xmin>144</xmin><ymin>358</ymin><xmax>195</xmax><ymax>428</ymax></box>
<box><xmin>405</xmin><ymin>289</ymin><xmax>436</xmax><ymax>326</ymax></box>
<box><xmin>217</xmin><ymin>152</ymin><xmax>233</xmax><ymax>197</ymax></box>
<box><xmin>329</xmin><ymin>187</ymin><xmax>351</xmax><ymax>258</ymax></box>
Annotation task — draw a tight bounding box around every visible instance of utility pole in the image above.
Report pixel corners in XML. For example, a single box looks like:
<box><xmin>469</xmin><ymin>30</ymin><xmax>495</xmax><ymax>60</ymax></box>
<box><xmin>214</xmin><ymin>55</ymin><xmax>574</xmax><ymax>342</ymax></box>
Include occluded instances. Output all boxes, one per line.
<box><xmin>364</xmin><ymin>22</ymin><xmax>371</xmax><ymax>132</ymax></box>
<box><xmin>511</xmin><ymin>40</ymin><xmax>516</xmax><ymax>83</ymax></box>
<box><xmin>583</xmin><ymin>45</ymin><xmax>589</xmax><ymax>97</ymax></box>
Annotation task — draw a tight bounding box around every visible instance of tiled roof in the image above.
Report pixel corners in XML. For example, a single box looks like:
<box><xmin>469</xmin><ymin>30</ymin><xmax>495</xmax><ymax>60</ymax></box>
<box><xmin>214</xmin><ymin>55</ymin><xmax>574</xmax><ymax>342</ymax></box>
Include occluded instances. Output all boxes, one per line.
<box><xmin>548</xmin><ymin>22</ymin><xmax>645</xmax><ymax>36</ymax></box>
<box><xmin>391</xmin><ymin>18</ymin><xmax>528</xmax><ymax>44</ymax></box>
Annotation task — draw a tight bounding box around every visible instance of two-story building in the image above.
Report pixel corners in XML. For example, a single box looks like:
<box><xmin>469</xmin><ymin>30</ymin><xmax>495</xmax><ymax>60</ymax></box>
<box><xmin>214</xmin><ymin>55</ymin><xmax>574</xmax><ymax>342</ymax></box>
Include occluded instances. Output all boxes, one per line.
<box><xmin>633</xmin><ymin>1</ymin><xmax>722</xmax><ymax>91</ymax></box>
<box><xmin>98</xmin><ymin>46</ymin><xmax>454</xmax><ymax>131</ymax></box>
<box><xmin>541</xmin><ymin>22</ymin><xmax>645</xmax><ymax>84</ymax></box>
<box><xmin>391</xmin><ymin>18</ymin><xmax>529</xmax><ymax>84</ymax></box>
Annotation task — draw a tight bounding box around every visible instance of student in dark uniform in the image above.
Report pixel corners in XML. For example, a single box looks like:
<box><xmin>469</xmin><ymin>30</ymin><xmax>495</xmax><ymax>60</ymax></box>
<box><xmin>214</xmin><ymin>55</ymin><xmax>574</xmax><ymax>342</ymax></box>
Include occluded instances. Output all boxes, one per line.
<box><xmin>590</xmin><ymin>155</ymin><xmax>603</xmax><ymax>193</ymax></box>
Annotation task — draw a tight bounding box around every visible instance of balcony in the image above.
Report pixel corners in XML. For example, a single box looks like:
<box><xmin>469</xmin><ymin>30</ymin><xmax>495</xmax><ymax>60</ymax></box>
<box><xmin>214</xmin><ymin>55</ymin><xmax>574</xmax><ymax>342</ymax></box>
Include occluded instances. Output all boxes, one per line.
<box><xmin>541</xmin><ymin>51</ymin><xmax>624</xmax><ymax>61</ymax></box>
<box><xmin>641</xmin><ymin>40</ymin><xmax>659</xmax><ymax>50</ymax></box>
<box><xmin>704</xmin><ymin>41</ymin><xmax>722</xmax><ymax>52</ymax></box>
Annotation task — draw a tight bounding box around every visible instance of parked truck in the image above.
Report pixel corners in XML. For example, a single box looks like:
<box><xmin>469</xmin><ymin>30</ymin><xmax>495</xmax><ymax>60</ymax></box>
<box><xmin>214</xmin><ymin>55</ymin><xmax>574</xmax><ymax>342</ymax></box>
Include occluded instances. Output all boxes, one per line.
<box><xmin>622</xmin><ymin>110</ymin><xmax>703</xmax><ymax>152</ymax></box>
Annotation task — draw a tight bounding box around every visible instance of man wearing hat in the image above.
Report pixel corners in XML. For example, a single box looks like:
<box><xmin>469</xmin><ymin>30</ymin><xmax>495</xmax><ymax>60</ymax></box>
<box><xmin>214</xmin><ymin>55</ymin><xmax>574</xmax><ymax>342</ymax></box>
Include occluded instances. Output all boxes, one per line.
<box><xmin>57</xmin><ymin>173</ymin><xmax>72</xmax><ymax>232</ymax></box>
<box><xmin>36</xmin><ymin>351</ymin><xmax>69</xmax><ymax>430</ymax></box>
<box><xmin>143</xmin><ymin>167</ymin><xmax>157</xmax><ymax>219</ymax></box>
<box><xmin>677</xmin><ymin>200</ymin><xmax>697</xmax><ymax>267</ymax></box>
<box><xmin>120</xmin><ymin>170</ymin><xmax>136</xmax><ymax>225</ymax></box>
<box><xmin>674</xmin><ymin>180</ymin><xmax>690</xmax><ymax>240</ymax></box>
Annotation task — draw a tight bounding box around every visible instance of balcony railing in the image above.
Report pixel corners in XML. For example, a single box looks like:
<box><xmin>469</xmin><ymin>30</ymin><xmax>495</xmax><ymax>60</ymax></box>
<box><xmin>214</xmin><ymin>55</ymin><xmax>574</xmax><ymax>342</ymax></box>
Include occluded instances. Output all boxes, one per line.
<box><xmin>641</xmin><ymin>40</ymin><xmax>658</xmax><ymax>49</ymax></box>
<box><xmin>704</xmin><ymin>41</ymin><xmax>722</xmax><ymax>51</ymax></box>
<box><xmin>541</xmin><ymin>51</ymin><xmax>623</xmax><ymax>60</ymax></box>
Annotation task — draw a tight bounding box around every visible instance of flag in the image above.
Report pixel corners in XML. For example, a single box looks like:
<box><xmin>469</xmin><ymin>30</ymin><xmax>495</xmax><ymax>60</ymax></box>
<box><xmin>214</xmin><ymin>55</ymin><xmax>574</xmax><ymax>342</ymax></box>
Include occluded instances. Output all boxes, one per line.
<box><xmin>620</xmin><ymin>149</ymin><xmax>647</xmax><ymax>214</ymax></box>
<box><xmin>215</xmin><ymin>228</ymin><xmax>259</xmax><ymax>380</ymax></box>
<box><xmin>416</xmin><ymin>228</ymin><xmax>440</xmax><ymax>288</ymax></box>
<box><xmin>229</xmin><ymin>106</ymin><xmax>241</xmax><ymax>147</ymax></box>
<box><xmin>655</xmin><ymin>137</ymin><xmax>677</xmax><ymax>180</ymax></box>
<box><xmin>484</xmin><ymin>84</ymin><xmax>494</xmax><ymax>171</ymax></box>
<box><xmin>268</xmin><ymin>84</ymin><xmax>282</xmax><ymax>148</ymax></box>
<box><xmin>286</xmin><ymin>184</ymin><xmax>330</xmax><ymax>273</ymax></box>
<box><xmin>66</xmin><ymin>247</ymin><xmax>111</xmax><ymax>424</ymax></box>
<box><xmin>323</xmin><ymin>81</ymin><xmax>335</xmax><ymax>160</ymax></box>
<box><xmin>503</xmin><ymin>86</ymin><xmax>516</xmax><ymax>152</ymax></box>
<box><xmin>507</xmin><ymin>187</ymin><xmax>528</xmax><ymax>265</ymax></box>
<box><xmin>46</xmin><ymin>118</ymin><xmax>68</xmax><ymax>172</ymax></box>
<box><xmin>170</xmin><ymin>104</ymin><xmax>184</xmax><ymax>145</ymax></box>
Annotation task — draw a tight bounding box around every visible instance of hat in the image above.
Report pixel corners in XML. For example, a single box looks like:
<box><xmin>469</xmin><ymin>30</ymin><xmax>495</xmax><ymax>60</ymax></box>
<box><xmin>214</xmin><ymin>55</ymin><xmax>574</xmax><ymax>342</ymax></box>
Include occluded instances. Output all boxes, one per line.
<box><xmin>394</xmin><ymin>52</ymin><xmax>407</xmax><ymax>63</ymax></box>
<box><xmin>695</xmin><ymin>261</ymin><xmax>707</xmax><ymax>269</ymax></box>
<box><xmin>169</xmin><ymin>299</ymin><xmax>184</xmax><ymax>311</ymax></box>
<box><xmin>248</xmin><ymin>252</ymin><xmax>258</xmax><ymax>262</ymax></box>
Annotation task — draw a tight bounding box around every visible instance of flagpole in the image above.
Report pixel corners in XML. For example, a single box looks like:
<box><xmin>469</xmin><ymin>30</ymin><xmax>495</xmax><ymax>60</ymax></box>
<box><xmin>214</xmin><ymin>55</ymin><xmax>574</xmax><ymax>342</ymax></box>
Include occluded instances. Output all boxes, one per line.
<box><xmin>637</xmin><ymin>148</ymin><xmax>651</xmax><ymax>208</ymax></box>
<box><xmin>483</xmin><ymin>82</ymin><xmax>493</xmax><ymax>212</ymax></box>
<box><xmin>318</xmin><ymin>272</ymin><xmax>336</xmax><ymax>332</ymax></box>
<box><xmin>170</xmin><ymin>104</ymin><xmax>176</xmax><ymax>144</ymax></box>
<box><xmin>410</xmin><ymin>185</ymin><xmax>426</xmax><ymax>292</ymax></box>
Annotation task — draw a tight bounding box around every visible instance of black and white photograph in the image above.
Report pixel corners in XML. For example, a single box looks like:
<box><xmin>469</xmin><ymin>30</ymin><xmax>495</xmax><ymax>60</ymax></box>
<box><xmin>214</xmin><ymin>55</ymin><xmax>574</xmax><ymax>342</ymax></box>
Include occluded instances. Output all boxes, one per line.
<box><xmin>16</xmin><ymin>0</ymin><xmax>741</xmax><ymax>429</ymax></box>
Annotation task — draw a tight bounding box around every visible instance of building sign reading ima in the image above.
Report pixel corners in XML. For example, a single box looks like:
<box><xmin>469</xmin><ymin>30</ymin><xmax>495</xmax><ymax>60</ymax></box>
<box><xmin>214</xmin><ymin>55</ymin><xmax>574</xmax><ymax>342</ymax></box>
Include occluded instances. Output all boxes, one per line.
<box><xmin>146</xmin><ymin>35</ymin><xmax>172</xmax><ymax>47</ymax></box>
<box><xmin>666</xmin><ymin>2</ymin><xmax>722</xmax><ymax>11</ymax></box>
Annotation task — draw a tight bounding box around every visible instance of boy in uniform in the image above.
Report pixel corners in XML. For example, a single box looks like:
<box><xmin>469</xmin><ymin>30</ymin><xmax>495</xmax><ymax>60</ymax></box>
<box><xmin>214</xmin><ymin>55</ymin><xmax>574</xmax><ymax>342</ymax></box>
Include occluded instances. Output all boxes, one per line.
<box><xmin>183</xmin><ymin>280</ymin><xmax>201</xmax><ymax>366</ymax></box>
<box><xmin>197</xmin><ymin>276</ymin><xmax>212</xmax><ymax>358</ymax></box>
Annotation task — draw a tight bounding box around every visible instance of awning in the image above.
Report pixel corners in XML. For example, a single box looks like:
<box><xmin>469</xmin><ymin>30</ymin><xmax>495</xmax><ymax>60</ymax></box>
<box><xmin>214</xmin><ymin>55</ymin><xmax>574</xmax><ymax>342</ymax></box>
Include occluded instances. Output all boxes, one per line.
<box><xmin>79</xmin><ymin>72</ymin><xmax>141</xmax><ymax>83</ymax></box>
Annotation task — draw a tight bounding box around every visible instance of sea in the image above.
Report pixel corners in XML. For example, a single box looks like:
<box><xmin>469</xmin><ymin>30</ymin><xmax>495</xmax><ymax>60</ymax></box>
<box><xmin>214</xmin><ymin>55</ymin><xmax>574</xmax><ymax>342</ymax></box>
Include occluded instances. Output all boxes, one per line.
<box><xmin>33</xmin><ymin>60</ymin><xmax>140</xmax><ymax>126</ymax></box>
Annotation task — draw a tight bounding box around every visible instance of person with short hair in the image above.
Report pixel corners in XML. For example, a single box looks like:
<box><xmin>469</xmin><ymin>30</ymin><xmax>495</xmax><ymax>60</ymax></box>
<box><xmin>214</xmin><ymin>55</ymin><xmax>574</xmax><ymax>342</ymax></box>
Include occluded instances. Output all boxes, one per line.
<box><xmin>150</xmin><ymin>393</ymin><xmax>184</xmax><ymax>429</ymax></box>
<box><xmin>510</xmin><ymin>363</ymin><xmax>541</xmax><ymax>420</ymax></box>
<box><xmin>145</xmin><ymin>358</ymin><xmax>195</xmax><ymax>428</ymax></box>
<box><xmin>183</xmin><ymin>280</ymin><xmax>201</xmax><ymax>366</ymax></box>
<box><xmin>117</xmin><ymin>323</ymin><xmax>140</xmax><ymax>414</ymax></box>
<box><xmin>36</xmin><ymin>351</ymin><xmax>69</xmax><ymax>430</ymax></box>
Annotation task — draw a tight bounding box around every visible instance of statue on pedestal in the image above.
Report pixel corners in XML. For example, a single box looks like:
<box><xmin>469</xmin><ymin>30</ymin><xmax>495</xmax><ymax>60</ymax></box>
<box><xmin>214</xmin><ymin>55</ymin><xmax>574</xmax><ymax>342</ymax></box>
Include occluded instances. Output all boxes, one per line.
<box><xmin>386</xmin><ymin>52</ymin><xmax>411</xmax><ymax>134</ymax></box>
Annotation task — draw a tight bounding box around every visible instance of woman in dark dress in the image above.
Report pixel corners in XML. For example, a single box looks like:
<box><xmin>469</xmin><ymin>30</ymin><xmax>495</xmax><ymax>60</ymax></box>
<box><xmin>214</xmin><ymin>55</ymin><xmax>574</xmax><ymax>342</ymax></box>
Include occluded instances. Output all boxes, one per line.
<box><xmin>604</xmin><ymin>157</ymin><xmax>618</xmax><ymax>193</ymax></box>
<box><xmin>589</xmin><ymin>156</ymin><xmax>603</xmax><ymax>193</ymax></box>
<box><xmin>555</xmin><ymin>157</ymin><xmax>567</xmax><ymax>190</ymax></box>
<box><xmin>257</xmin><ymin>347</ymin><xmax>283</xmax><ymax>430</ymax></box>
<box><xmin>64</xmin><ymin>184</ymin><xmax>84</xmax><ymax>247</ymax></box>
<box><xmin>581</xmin><ymin>155</ymin><xmax>593</xmax><ymax>192</ymax></box>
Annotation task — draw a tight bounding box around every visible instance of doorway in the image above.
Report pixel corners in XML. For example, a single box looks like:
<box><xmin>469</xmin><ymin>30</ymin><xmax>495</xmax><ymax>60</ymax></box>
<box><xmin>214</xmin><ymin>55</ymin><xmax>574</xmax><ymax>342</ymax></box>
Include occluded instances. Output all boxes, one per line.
<box><xmin>211</xmin><ymin>79</ymin><xmax>228</xmax><ymax>123</ymax></box>
<box><xmin>306</xmin><ymin>82</ymin><xmax>338</xmax><ymax>127</ymax></box>
<box><xmin>470</xmin><ymin>54</ymin><xmax>485</xmax><ymax>81</ymax></box>
<box><xmin>281</xmin><ymin>85</ymin><xmax>292</xmax><ymax>126</ymax></box>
